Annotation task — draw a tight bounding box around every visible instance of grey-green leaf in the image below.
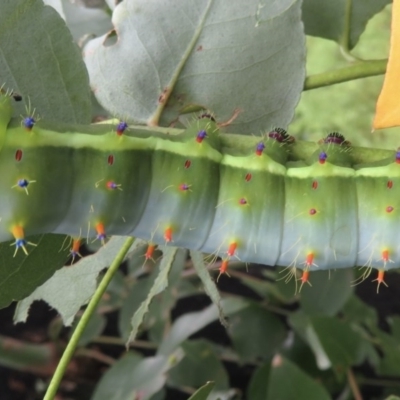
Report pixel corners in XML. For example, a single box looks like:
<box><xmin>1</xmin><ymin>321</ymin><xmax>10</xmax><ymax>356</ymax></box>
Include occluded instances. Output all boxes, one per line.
<box><xmin>127</xmin><ymin>247</ymin><xmax>178</xmax><ymax>345</ymax></box>
<box><xmin>190</xmin><ymin>251</ymin><xmax>227</xmax><ymax>327</ymax></box>
<box><xmin>0</xmin><ymin>0</ymin><xmax>91</xmax><ymax>123</ymax></box>
<box><xmin>14</xmin><ymin>236</ymin><xmax>136</xmax><ymax>325</ymax></box>
<box><xmin>84</xmin><ymin>0</ymin><xmax>305</xmax><ymax>133</ymax></box>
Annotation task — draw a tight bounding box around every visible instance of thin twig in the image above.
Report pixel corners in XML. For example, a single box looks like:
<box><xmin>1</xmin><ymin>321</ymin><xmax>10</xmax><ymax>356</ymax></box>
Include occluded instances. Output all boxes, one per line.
<box><xmin>43</xmin><ymin>237</ymin><xmax>135</xmax><ymax>400</ymax></box>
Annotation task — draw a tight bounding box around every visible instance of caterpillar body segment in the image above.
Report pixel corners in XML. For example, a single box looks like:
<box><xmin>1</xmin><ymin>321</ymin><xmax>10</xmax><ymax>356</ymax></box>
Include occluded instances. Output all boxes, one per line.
<box><xmin>278</xmin><ymin>158</ymin><xmax>358</xmax><ymax>271</ymax></box>
<box><xmin>1</xmin><ymin>91</ymin><xmax>400</xmax><ymax>283</ymax></box>
<box><xmin>201</xmin><ymin>140</ymin><xmax>287</xmax><ymax>266</ymax></box>
<box><xmin>356</xmin><ymin>162</ymin><xmax>400</xmax><ymax>269</ymax></box>
<box><xmin>132</xmin><ymin>120</ymin><xmax>222</xmax><ymax>250</ymax></box>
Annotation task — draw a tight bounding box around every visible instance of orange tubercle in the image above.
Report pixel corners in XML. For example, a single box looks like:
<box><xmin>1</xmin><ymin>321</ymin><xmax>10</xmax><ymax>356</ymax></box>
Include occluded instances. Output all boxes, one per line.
<box><xmin>382</xmin><ymin>249</ymin><xmax>390</xmax><ymax>263</ymax></box>
<box><xmin>164</xmin><ymin>227</ymin><xmax>173</xmax><ymax>243</ymax></box>
<box><xmin>95</xmin><ymin>222</ymin><xmax>107</xmax><ymax>244</ymax></box>
<box><xmin>145</xmin><ymin>243</ymin><xmax>156</xmax><ymax>260</ymax></box>
<box><xmin>70</xmin><ymin>238</ymin><xmax>82</xmax><ymax>262</ymax></box>
<box><xmin>227</xmin><ymin>242</ymin><xmax>237</xmax><ymax>257</ymax></box>
<box><xmin>372</xmin><ymin>270</ymin><xmax>388</xmax><ymax>293</ymax></box>
<box><xmin>299</xmin><ymin>269</ymin><xmax>312</xmax><ymax>292</ymax></box>
<box><xmin>217</xmin><ymin>259</ymin><xmax>230</xmax><ymax>282</ymax></box>
<box><xmin>12</xmin><ymin>225</ymin><xmax>25</xmax><ymax>239</ymax></box>
<box><xmin>305</xmin><ymin>252</ymin><xmax>314</xmax><ymax>267</ymax></box>
<box><xmin>71</xmin><ymin>238</ymin><xmax>81</xmax><ymax>253</ymax></box>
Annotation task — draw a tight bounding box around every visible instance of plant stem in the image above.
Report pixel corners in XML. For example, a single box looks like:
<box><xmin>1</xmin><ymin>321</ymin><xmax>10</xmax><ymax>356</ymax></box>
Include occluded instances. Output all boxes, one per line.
<box><xmin>347</xmin><ymin>368</ymin><xmax>363</xmax><ymax>400</ymax></box>
<box><xmin>304</xmin><ymin>59</ymin><xmax>387</xmax><ymax>90</ymax></box>
<box><xmin>43</xmin><ymin>237</ymin><xmax>135</xmax><ymax>400</ymax></box>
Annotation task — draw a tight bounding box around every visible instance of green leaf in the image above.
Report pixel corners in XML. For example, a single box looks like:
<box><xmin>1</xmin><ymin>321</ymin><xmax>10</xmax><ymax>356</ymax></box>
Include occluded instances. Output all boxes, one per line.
<box><xmin>92</xmin><ymin>350</ymin><xmax>183</xmax><ymax>400</ymax></box>
<box><xmin>0</xmin><ymin>0</ymin><xmax>91</xmax><ymax>123</ymax></box>
<box><xmin>91</xmin><ymin>352</ymin><xmax>143</xmax><ymax>400</ymax></box>
<box><xmin>247</xmin><ymin>362</ymin><xmax>271</xmax><ymax>400</ymax></box>
<box><xmin>310</xmin><ymin>317</ymin><xmax>364</xmax><ymax>372</ymax></box>
<box><xmin>188</xmin><ymin>382</ymin><xmax>215</xmax><ymax>400</ymax></box>
<box><xmin>228</xmin><ymin>302</ymin><xmax>287</xmax><ymax>363</ymax></box>
<box><xmin>147</xmin><ymin>249</ymin><xmax>187</xmax><ymax>344</ymax></box>
<box><xmin>158</xmin><ymin>297</ymin><xmax>249</xmax><ymax>356</ymax></box>
<box><xmin>84</xmin><ymin>0</ymin><xmax>305</xmax><ymax>133</ymax></box>
<box><xmin>266</xmin><ymin>356</ymin><xmax>331</xmax><ymax>400</ymax></box>
<box><xmin>290</xmin><ymin>312</ymin><xmax>367</xmax><ymax>374</ymax></box>
<box><xmin>168</xmin><ymin>340</ymin><xmax>229</xmax><ymax>391</ymax></box>
<box><xmin>14</xmin><ymin>236</ymin><xmax>137</xmax><ymax>325</ymax></box>
<box><xmin>373</xmin><ymin>328</ymin><xmax>400</xmax><ymax>376</ymax></box>
<box><xmin>300</xmin><ymin>269</ymin><xmax>354</xmax><ymax>316</ymax></box>
<box><xmin>191</xmin><ymin>251</ymin><xmax>227</xmax><ymax>327</ymax></box>
<box><xmin>302</xmin><ymin>0</ymin><xmax>391</xmax><ymax>49</ymax></box>
<box><xmin>127</xmin><ymin>247</ymin><xmax>178</xmax><ymax>345</ymax></box>
<box><xmin>0</xmin><ymin>234</ymin><xmax>68</xmax><ymax>309</ymax></box>
<box><xmin>49</xmin><ymin>0</ymin><xmax>113</xmax><ymax>42</ymax></box>
<box><xmin>119</xmin><ymin>263</ymin><xmax>162</xmax><ymax>341</ymax></box>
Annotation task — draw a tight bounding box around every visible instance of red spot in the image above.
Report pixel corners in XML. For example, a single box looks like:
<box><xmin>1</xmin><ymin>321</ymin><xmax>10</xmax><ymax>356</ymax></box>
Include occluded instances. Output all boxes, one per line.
<box><xmin>245</xmin><ymin>173</ymin><xmax>252</xmax><ymax>182</ymax></box>
<box><xmin>15</xmin><ymin>149</ymin><xmax>23</xmax><ymax>161</ymax></box>
<box><xmin>164</xmin><ymin>227</ymin><xmax>173</xmax><ymax>243</ymax></box>
<box><xmin>184</xmin><ymin>159</ymin><xmax>191</xmax><ymax>169</ymax></box>
<box><xmin>239</xmin><ymin>198</ymin><xmax>247</xmax><ymax>205</ymax></box>
<box><xmin>227</xmin><ymin>242</ymin><xmax>237</xmax><ymax>257</ymax></box>
<box><xmin>312</xmin><ymin>181</ymin><xmax>318</xmax><ymax>189</ymax></box>
<box><xmin>145</xmin><ymin>243</ymin><xmax>156</xmax><ymax>260</ymax></box>
<box><xmin>309</xmin><ymin>208</ymin><xmax>317</xmax><ymax>215</ymax></box>
<box><xmin>386</xmin><ymin>206</ymin><xmax>394</xmax><ymax>213</ymax></box>
<box><xmin>108</xmin><ymin>155</ymin><xmax>114</xmax><ymax>165</ymax></box>
<box><xmin>387</xmin><ymin>180</ymin><xmax>393</xmax><ymax>189</ymax></box>
<box><xmin>179</xmin><ymin>183</ymin><xmax>190</xmax><ymax>191</ymax></box>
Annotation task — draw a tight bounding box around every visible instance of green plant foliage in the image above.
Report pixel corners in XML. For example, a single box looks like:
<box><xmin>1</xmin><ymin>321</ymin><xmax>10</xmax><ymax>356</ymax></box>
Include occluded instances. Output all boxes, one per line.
<box><xmin>168</xmin><ymin>340</ymin><xmax>229</xmax><ymax>391</ymax></box>
<box><xmin>227</xmin><ymin>302</ymin><xmax>286</xmax><ymax>363</ymax></box>
<box><xmin>187</xmin><ymin>381</ymin><xmax>215</xmax><ymax>400</ymax></box>
<box><xmin>0</xmin><ymin>234</ymin><xmax>69</xmax><ymax>308</ymax></box>
<box><xmin>302</xmin><ymin>0</ymin><xmax>391</xmax><ymax>48</ymax></box>
<box><xmin>266</xmin><ymin>356</ymin><xmax>331</xmax><ymax>400</ymax></box>
<box><xmin>299</xmin><ymin>269</ymin><xmax>354</xmax><ymax>316</ymax></box>
<box><xmin>83</xmin><ymin>0</ymin><xmax>306</xmax><ymax>132</ymax></box>
<box><xmin>0</xmin><ymin>0</ymin><xmax>91</xmax><ymax>123</ymax></box>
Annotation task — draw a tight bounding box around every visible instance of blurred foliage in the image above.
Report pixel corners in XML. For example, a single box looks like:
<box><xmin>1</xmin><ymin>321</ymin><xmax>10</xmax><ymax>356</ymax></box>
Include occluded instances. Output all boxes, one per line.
<box><xmin>292</xmin><ymin>5</ymin><xmax>400</xmax><ymax>148</ymax></box>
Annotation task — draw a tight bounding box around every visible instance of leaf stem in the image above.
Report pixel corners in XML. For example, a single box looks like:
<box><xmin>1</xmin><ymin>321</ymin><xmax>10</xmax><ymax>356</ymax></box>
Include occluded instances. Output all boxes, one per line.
<box><xmin>304</xmin><ymin>59</ymin><xmax>387</xmax><ymax>90</ymax></box>
<box><xmin>147</xmin><ymin>0</ymin><xmax>214</xmax><ymax>126</ymax></box>
<box><xmin>347</xmin><ymin>368</ymin><xmax>363</xmax><ymax>400</ymax></box>
<box><xmin>43</xmin><ymin>236</ymin><xmax>135</xmax><ymax>400</ymax></box>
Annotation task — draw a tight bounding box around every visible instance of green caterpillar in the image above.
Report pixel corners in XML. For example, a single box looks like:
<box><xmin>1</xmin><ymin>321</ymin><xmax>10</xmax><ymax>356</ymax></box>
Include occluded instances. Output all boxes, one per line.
<box><xmin>0</xmin><ymin>91</ymin><xmax>398</xmax><ymax>289</ymax></box>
